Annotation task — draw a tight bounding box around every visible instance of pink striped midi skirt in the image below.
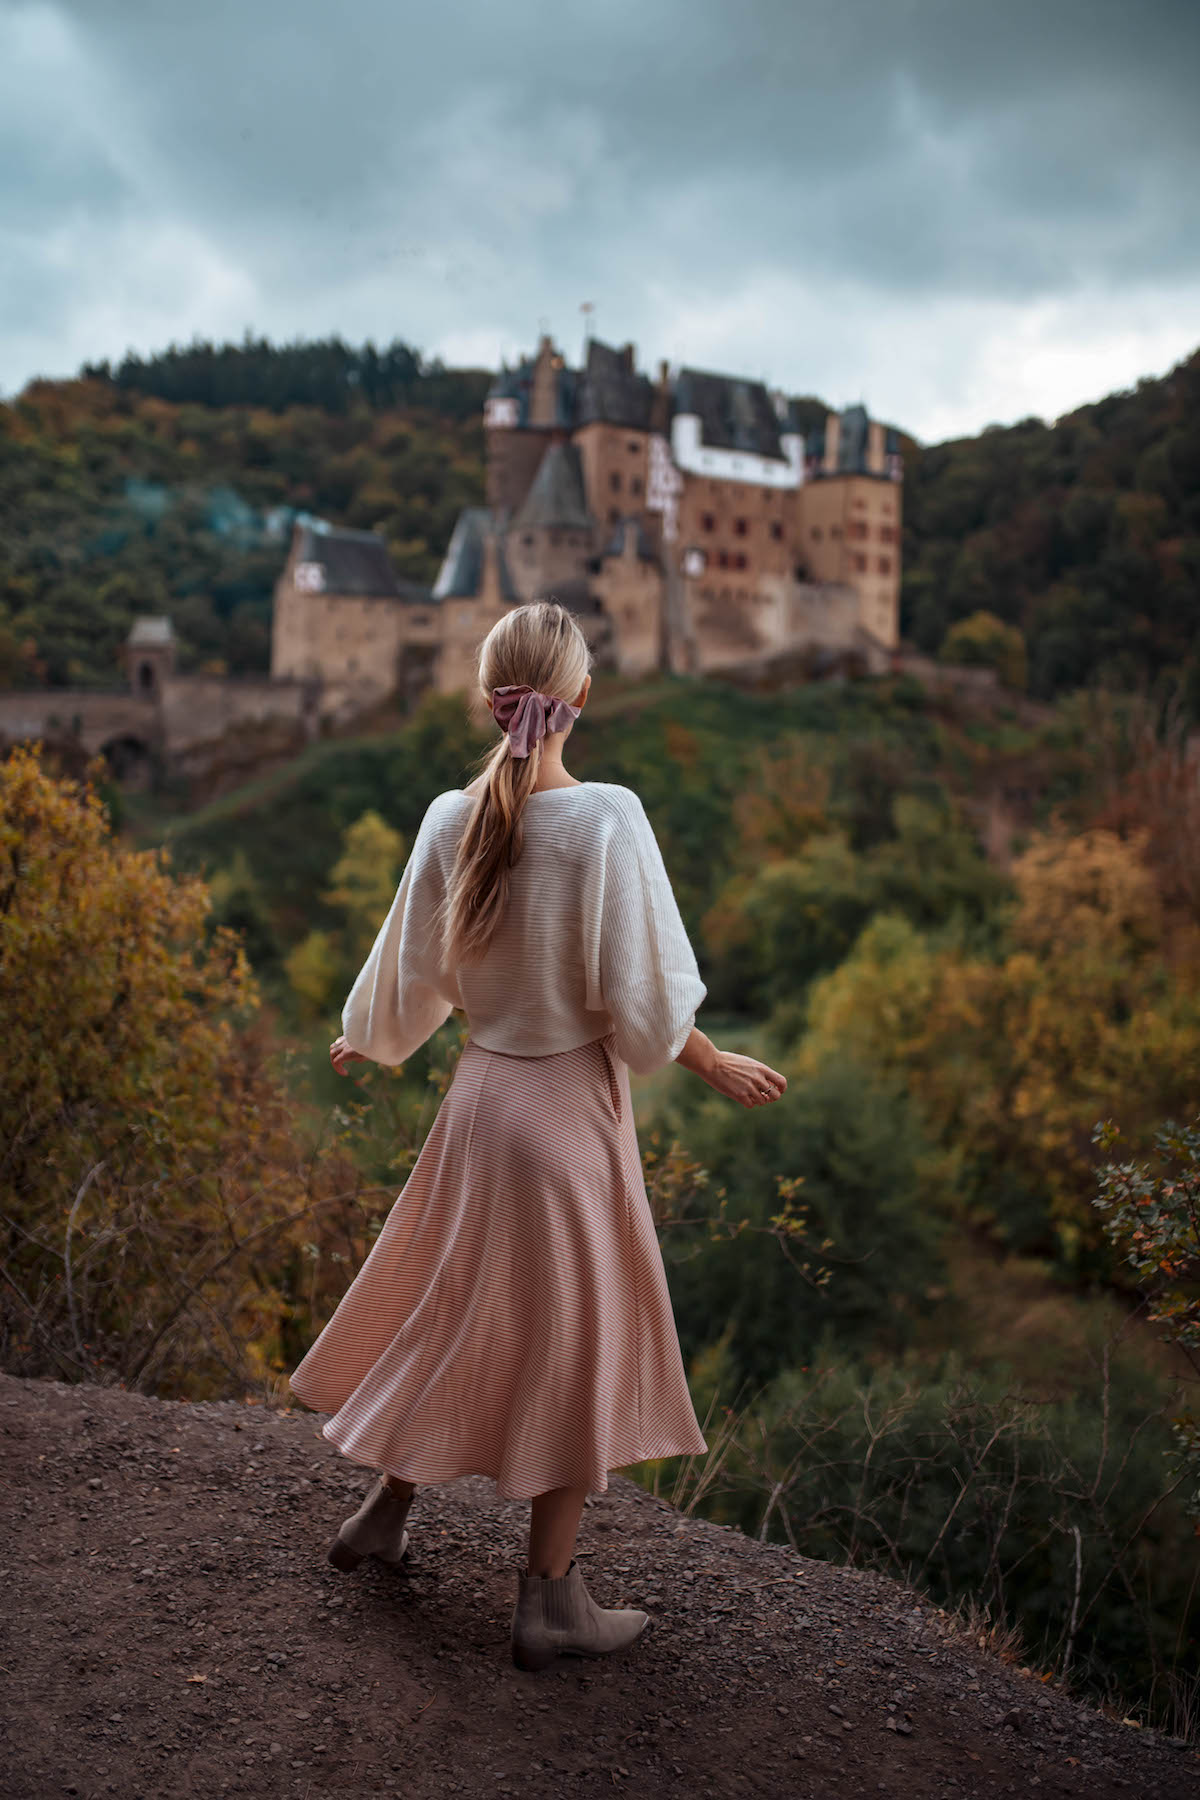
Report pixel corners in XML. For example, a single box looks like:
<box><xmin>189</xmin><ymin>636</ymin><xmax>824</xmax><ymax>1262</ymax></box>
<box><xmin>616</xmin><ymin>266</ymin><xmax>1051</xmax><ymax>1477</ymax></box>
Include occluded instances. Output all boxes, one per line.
<box><xmin>287</xmin><ymin>1029</ymin><xmax>709</xmax><ymax>1501</ymax></box>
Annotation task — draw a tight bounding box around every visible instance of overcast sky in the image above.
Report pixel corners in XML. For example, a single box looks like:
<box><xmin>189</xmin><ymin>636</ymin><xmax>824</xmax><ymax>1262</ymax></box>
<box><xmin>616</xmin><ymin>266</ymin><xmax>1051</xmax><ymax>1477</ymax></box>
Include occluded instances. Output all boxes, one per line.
<box><xmin>2</xmin><ymin>0</ymin><xmax>1197</xmax><ymax>442</ymax></box>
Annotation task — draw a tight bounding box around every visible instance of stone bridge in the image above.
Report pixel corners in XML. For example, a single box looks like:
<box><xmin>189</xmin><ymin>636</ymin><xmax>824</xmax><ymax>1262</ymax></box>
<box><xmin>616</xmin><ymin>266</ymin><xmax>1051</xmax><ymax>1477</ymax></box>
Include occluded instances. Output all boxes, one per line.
<box><xmin>0</xmin><ymin>689</ymin><xmax>161</xmax><ymax>776</ymax></box>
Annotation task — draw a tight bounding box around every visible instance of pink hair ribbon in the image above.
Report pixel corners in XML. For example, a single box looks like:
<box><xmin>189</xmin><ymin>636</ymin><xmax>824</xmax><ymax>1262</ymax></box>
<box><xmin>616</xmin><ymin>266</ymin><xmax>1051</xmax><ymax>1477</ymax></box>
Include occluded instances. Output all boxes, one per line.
<box><xmin>491</xmin><ymin>683</ymin><xmax>582</xmax><ymax>759</ymax></box>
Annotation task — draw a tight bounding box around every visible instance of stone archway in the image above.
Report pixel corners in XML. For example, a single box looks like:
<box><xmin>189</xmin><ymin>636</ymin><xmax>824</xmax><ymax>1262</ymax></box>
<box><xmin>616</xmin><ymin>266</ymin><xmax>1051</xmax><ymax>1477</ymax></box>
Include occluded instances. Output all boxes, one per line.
<box><xmin>99</xmin><ymin>734</ymin><xmax>154</xmax><ymax>791</ymax></box>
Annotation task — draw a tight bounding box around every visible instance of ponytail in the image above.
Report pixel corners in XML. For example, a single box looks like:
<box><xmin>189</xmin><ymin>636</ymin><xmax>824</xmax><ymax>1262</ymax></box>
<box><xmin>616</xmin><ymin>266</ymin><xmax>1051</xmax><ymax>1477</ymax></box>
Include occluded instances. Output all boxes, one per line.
<box><xmin>438</xmin><ymin>601</ymin><xmax>591</xmax><ymax>966</ymax></box>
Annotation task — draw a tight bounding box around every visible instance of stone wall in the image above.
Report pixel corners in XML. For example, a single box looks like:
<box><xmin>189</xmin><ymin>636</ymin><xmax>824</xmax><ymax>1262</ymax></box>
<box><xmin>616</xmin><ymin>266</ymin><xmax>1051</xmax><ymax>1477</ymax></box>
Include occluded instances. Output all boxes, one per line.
<box><xmin>272</xmin><ymin>580</ymin><xmax>442</xmax><ymax>725</ymax></box>
<box><xmin>795</xmin><ymin>473</ymin><xmax>901</xmax><ymax>648</ymax></box>
<box><xmin>575</xmin><ymin>422</ymin><xmax>650</xmax><ymax>532</ymax></box>
<box><xmin>157</xmin><ymin>673</ymin><xmax>321</xmax><ymax>755</ymax></box>
<box><xmin>895</xmin><ymin>650</ymin><xmax>1000</xmax><ymax>697</ymax></box>
<box><xmin>592</xmin><ymin>539</ymin><xmax>662</xmax><ymax>677</ymax></box>
<box><xmin>0</xmin><ymin>689</ymin><xmax>159</xmax><ymax>758</ymax></box>
<box><xmin>507</xmin><ymin>523</ymin><xmax>594</xmax><ymax>599</ymax></box>
<box><xmin>676</xmin><ymin>468</ymin><xmax>792</xmax><ymax>594</ymax></box>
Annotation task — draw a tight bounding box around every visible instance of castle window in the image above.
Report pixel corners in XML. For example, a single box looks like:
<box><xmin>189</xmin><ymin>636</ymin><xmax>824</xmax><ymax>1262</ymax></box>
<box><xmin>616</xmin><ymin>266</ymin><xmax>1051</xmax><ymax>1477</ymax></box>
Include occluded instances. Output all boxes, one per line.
<box><xmin>733</xmin><ymin>518</ymin><xmax>747</xmax><ymax>537</ymax></box>
<box><xmin>627</xmin><ymin>440</ymin><xmax>640</xmax><ymax>454</ymax></box>
<box><xmin>878</xmin><ymin>556</ymin><xmax>892</xmax><ymax>575</ymax></box>
<box><xmin>734</xmin><ymin>552</ymin><xmax>747</xmax><ymax>570</ymax></box>
<box><xmin>831</xmin><ymin>525</ymin><xmax>842</xmax><ymax>538</ymax></box>
<box><xmin>811</xmin><ymin>527</ymin><xmax>823</xmax><ymax>541</ymax></box>
<box><xmin>522</xmin><ymin>533</ymin><xmax>533</xmax><ymax>547</ymax></box>
<box><xmin>630</xmin><ymin>476</ymin><xmax>642</xmax><ymax>497</ymax></box>
<box><xmin>853</xmin><ymin>553</ymin><xmax>867</xmax><ymax>573</ymax></box>
<box><xmin>701</xmin><ymin>512</ymin><xmax>715</xmax><ymax>532</ymax></box>
<box><xmin>849</xmin><ymin>520</ymin><xmax>868</xmax><ymax>540</ymax></box>
<box><xmin>770</xmin><ymin>521</ymin><xmax>783</xmax><ymax>541</ymax></box>
<box><xmin>610</xmin><ymin>471</ymin><xmax>622</xmax><ymax>493</ymax></box>
<box><xmin>717</xmin><ymin>549</ymin><xmax>729</xmax><ymax>569</ymax></box>
<box><xmin>608</xmin><ymin>508</ymin><xmax>619</xmax><ymax>525</ymax></box>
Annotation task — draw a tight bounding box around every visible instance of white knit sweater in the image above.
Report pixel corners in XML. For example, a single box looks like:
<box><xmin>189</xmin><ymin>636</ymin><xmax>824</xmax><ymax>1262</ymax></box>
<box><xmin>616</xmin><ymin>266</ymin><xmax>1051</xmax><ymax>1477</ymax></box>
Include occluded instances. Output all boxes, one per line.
<box><xmin>341</xmin><ymin>781</ymin><xmax>707</xmax><ymax>1075</ymax></box>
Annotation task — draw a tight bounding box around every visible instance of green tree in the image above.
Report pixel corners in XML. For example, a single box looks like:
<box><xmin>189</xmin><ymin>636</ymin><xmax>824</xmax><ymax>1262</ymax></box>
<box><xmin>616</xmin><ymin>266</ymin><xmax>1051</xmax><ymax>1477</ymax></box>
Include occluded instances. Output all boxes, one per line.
<box><xmin>940</xmin><ymin>610</ymin><xmax>1028</xmax><ymax>690</ymax></box>
<box><xmin>662</xmin><ymin>1056</ymin><xmax>946</xmax><ymax>1389</ymax></box>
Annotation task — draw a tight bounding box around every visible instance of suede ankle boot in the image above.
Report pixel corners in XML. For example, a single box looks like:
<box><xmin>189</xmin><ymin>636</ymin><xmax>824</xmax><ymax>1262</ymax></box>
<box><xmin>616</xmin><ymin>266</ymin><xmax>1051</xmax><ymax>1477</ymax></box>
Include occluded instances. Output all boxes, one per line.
<box><xmin>328</xmin><ymin>1475</ymin><xmax>413</xmax><ymax>1571</ymax></box>
<box><xmin>511</xmin><ymin>1557</ymin><xmax>650</xmax><ymax>1671</ymax></box>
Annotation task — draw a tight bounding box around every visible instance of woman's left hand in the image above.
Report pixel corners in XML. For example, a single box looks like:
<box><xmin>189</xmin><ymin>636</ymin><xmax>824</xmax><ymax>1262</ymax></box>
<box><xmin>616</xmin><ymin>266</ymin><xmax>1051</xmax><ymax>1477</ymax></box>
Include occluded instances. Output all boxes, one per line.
<box><xmin>330</xmin><ymin>1035</ymin><xmax>368</xmax><ymax>1076</ymax></box>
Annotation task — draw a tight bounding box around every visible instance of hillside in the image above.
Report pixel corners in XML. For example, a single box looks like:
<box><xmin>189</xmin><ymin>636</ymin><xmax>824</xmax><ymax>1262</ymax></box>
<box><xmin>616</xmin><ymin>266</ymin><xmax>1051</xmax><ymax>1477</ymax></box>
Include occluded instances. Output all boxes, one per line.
<box><xmin>0</xmin><ymin>370</ymin><xmax>486</xmax><ymax>688</ymax></box>
<box><xmin>2</xmin><ymin>333</ymin><xmax>1198</xmax><ymax>709</ymax></box>
<box><xmin>901</xmin><ymin>346</ymin><xmax>1200</xmax><ymax>703</ymax></box>
<box><xmin>3</xmin><ymin>1369</ymin><xmax>1195</xmax><ymax>1800</ymax></box>
<box><xmin>111</xmin><ymin>670</ymin><xmax>1200</xmax><ymax>1735</ymax></box>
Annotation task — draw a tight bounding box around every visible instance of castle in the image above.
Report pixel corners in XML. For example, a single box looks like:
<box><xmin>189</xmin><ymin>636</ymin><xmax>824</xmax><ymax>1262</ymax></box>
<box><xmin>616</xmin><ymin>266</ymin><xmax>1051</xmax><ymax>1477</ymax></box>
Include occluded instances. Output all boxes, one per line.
<box><xmin>0</xmin><ymin>332</ymin><xmax>905</xmax><ymax>788</ymax></box>
<box><xmin>271</xmin><ymin>332</ymin><xmax>904</xmax><ymax>727</ymax></box>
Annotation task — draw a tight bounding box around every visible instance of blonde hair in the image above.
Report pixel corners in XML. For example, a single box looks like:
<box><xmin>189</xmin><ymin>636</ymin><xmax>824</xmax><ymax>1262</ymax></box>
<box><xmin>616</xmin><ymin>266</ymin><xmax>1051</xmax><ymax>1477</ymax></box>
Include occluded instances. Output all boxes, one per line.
<box><xmin>438</xmin><ymin>600</ymin><xmax>592</xmax><ymax>966</ymax></box>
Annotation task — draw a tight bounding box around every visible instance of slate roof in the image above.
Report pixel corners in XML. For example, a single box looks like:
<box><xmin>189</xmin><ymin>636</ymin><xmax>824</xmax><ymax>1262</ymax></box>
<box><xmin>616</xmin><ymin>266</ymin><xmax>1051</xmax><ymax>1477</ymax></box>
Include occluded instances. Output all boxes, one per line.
<box><xmin>836</xmin><ymin>404</ymin><xmax>870</xmax><ymax>474</ymax></box>
<box><xmin>127</xmin><ymin>616</ymin><xmax>175</xmax><ymax>646</ymax></box>
<box><xmin>513</xmin><ymin>444</ymin><xmax>593</xmax><ymax>532</ymax></box>
<box><xmin>485</xmin><ymin>358</ymin><xmax>579</xmax><ymax>429</ymax></box>
<box><xmin>778</xmin><ymin>394</ymin><xmax>829</xmax><ymax>439</ymax></box>
<box><xmin>432</xmin><ymin>508</ymin><xmax>518</xmax><ymax>602</ymax></box>
<box><xmin>293</xmin><ymin>521</ymin><xmax>404</xmax><ymax>598</ymax></box>
<box><xmin>672</xmin><ymin>367</ymin><xmax>787</xmax><ymax>462</ymax></box>
<box><xmin>577</xmin><ymin>339</ymin><xmax>654</xmax><ymax>431</ymax></box>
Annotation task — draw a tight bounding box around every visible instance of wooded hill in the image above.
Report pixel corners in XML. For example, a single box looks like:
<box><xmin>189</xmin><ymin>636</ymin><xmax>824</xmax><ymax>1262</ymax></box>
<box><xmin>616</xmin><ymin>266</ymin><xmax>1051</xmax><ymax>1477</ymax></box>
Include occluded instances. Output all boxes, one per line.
<box><xmin>1</xmin><ymin>333</ymin><xmax>1197</xmax><ymax>709</ymax></box>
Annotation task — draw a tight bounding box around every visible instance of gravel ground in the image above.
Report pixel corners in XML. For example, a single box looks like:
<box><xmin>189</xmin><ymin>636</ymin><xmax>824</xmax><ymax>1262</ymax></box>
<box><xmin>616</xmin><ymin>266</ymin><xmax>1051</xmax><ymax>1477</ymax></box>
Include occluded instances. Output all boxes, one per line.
<box><xmin>0</xmin><ymin>1369</ymin><xmax>1195</xmax><ymax>1800</ymax></box>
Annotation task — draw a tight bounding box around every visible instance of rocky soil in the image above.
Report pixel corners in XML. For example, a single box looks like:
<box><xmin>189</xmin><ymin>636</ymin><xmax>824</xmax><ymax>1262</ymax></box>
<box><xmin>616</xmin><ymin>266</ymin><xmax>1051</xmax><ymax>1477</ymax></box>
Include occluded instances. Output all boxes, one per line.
<box><xmin>1</xmin><ymin>1369</ymin><xmax>1195</xmax><ymax>1800</ymax></box>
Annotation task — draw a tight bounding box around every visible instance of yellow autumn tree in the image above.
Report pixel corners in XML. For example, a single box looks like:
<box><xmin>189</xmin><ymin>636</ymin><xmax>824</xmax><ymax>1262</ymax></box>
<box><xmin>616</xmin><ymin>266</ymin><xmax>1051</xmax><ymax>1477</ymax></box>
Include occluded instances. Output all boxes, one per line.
<box><xmin>285</xmin><ymin>810</ymin><xmax>405</xmax><ymax>1018</ymax></box>
<box><xmin>940</xmin><ymin>610</ymin><xmax>1028</xmax><ymax>691</ymax></box>
<box><xmin>0</xmin><ymin>745</ymin><xmax>370</xmax><ymax>1397</ymax></box>
<box><xmin>801</xmin><ymin>829</ymin><xmax>1200</xmax><ymax>1264</ymax></box>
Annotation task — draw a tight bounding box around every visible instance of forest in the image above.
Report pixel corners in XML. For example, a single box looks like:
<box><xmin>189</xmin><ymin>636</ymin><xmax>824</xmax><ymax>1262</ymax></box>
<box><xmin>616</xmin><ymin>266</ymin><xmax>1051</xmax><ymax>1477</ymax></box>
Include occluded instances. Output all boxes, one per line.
<box><xmin>0</xmin><ymin>350</ymin><xmax>488</xmax><ymax>688</ymax></box>
<box><xmin>3</xmin><ymin>666</ymin><xmax>1198</xmax><ymax>1738</ymax></box>
<box><xmin>1</xmin><ymin>332</ymin><xmax>1199</xmax><ymax>712</ymax></box>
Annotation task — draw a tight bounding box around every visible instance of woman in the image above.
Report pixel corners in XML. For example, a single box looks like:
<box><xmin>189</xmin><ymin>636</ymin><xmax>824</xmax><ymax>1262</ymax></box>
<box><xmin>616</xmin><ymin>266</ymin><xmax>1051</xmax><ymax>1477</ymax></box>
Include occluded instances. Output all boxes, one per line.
<box><xmin>287</xmin><ymin>599</ymin><xmax>787</xmax><ymax>1672</ymax></box>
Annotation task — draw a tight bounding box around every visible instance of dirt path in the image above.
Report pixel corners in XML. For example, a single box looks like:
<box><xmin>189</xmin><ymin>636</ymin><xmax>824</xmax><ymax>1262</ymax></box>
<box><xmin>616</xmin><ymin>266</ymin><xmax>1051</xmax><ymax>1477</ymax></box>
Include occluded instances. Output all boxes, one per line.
<box><xmin>1</xmin><ymin>1370</ymin><xmax>1194</xmax><ymax>1800</ymax></box>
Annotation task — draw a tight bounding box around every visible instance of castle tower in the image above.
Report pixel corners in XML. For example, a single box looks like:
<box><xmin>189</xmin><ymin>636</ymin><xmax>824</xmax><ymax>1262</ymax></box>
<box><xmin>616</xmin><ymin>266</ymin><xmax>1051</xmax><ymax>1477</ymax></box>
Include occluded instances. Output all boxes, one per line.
<box><xmin>122</xmin><ymin>617</ymin><xmax>176</xmax><ymax>698</ymax></box>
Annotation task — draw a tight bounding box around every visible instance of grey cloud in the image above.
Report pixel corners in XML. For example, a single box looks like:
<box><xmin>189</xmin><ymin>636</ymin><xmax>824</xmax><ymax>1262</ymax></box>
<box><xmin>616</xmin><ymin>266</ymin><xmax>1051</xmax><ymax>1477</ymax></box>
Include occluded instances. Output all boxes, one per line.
<box><xmin>3</xmin><ymin>0</ymin><xmax>1198</xmax><ymax>434</ymax></box>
